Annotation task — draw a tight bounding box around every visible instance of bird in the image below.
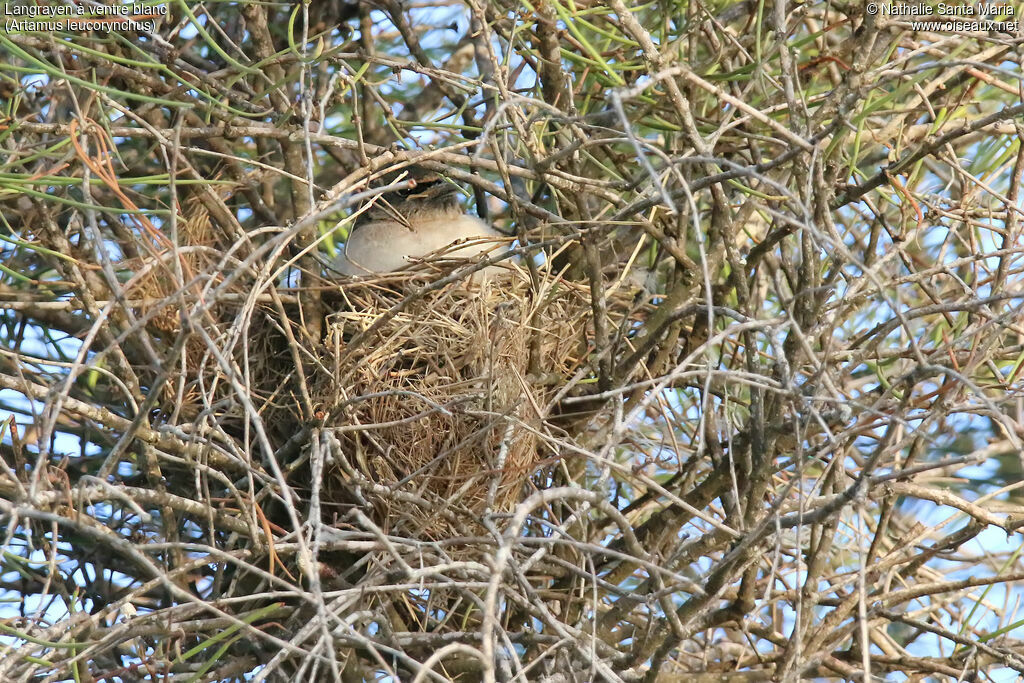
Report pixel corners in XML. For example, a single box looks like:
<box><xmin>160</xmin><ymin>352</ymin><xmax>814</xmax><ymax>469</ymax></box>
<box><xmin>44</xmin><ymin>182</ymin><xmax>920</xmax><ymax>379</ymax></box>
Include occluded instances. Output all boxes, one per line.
<box><xmin>332</xmin><ymin>175</ymin><xmax>507</xmax><ymax>278</ymax></box>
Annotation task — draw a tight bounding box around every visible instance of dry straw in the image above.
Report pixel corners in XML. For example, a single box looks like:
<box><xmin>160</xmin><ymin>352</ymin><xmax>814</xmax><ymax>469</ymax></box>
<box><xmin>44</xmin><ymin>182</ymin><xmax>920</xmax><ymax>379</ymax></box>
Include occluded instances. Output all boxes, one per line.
<box><xmin>314</xmin><ymin>264</ymin><xmax>599</xmax><ymax>540</ymax></box>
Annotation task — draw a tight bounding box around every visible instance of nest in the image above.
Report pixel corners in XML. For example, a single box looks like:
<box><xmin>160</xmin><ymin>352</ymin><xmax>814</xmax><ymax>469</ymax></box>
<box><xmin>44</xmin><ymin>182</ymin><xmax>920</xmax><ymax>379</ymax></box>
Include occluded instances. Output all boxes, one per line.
<box><xmin>315</xmin><ymin>265</ymin><xmax>591</xmax><ymax>539</ymax></box>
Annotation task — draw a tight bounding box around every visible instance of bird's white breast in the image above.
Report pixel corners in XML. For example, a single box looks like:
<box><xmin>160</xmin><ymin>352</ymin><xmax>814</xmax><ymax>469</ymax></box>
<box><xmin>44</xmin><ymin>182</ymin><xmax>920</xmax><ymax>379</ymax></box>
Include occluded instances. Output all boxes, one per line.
<box><xmin>334</xmin><ymin>214</ymin><xmax>504</xmax><ymax>276</ymax></box>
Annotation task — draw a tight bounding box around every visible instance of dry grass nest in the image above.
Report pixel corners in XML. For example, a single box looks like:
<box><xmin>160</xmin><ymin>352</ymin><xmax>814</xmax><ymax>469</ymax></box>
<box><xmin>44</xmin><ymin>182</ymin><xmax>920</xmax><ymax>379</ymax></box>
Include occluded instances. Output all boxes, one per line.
<box><xmin>315</xmin><ymin>264</ymin><xmax>598</xmax><ymax>540</ymax></box>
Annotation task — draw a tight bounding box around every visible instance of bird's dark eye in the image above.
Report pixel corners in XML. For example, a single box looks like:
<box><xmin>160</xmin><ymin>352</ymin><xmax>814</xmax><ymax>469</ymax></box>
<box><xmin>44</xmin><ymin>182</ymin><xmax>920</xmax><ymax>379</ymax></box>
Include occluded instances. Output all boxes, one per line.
<box><xmin>397</xmin><ymin>178</ymin><xmax>444</xmax><ymax>200</ymax></box>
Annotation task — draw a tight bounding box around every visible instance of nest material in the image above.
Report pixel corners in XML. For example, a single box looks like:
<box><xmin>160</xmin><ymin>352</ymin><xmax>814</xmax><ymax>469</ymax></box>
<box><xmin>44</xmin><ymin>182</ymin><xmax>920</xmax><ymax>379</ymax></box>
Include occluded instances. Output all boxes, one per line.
<box><xmin>318</xmin><ymin>267</ymin><xmax>590</xmax><ymax>539</ymax></box>
<box><xmin>125</xmin><ymin>196</ymin><xmax>243</xmax><ymax>419</ymax></box>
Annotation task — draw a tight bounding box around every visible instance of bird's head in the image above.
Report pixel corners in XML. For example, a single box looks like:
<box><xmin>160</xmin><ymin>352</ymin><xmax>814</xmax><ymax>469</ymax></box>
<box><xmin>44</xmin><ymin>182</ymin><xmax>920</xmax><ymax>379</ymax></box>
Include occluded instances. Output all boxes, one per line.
<box><xmin>361</xmin><ymin>174</ymin><xmax>463</xmax><ymax>226</ymax></box>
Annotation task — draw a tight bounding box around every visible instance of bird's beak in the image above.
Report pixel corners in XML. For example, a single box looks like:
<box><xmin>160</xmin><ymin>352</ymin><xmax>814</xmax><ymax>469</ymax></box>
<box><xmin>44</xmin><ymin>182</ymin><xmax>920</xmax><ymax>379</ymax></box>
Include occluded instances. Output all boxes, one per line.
<box><xmin>408</xmin><ymin>181</ymin><xmax>460</xmax><ymax>201</ymax></box>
